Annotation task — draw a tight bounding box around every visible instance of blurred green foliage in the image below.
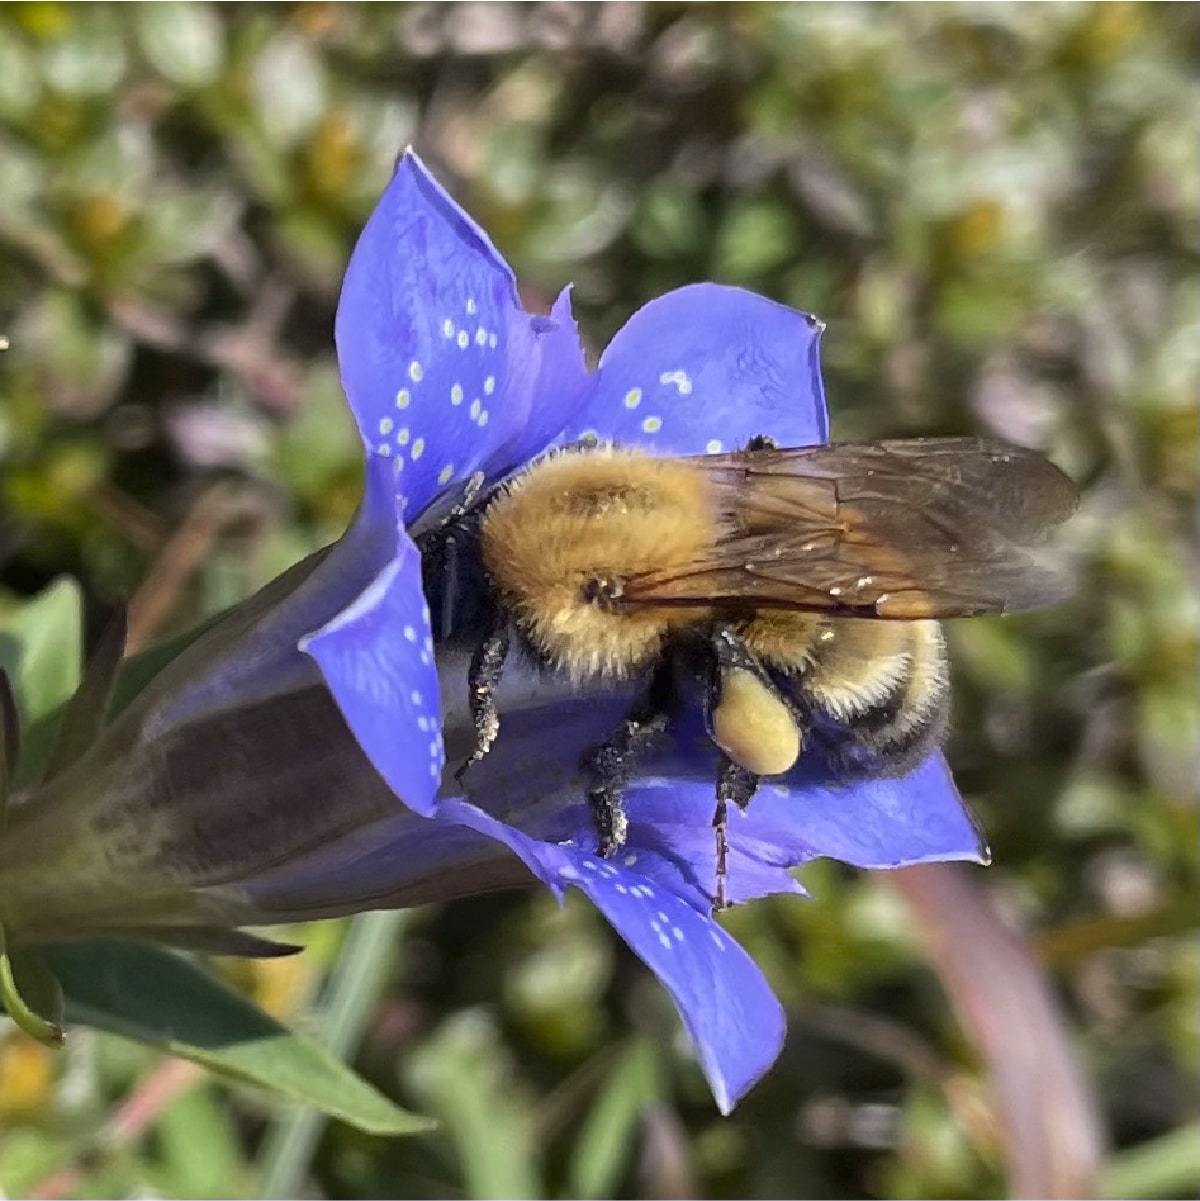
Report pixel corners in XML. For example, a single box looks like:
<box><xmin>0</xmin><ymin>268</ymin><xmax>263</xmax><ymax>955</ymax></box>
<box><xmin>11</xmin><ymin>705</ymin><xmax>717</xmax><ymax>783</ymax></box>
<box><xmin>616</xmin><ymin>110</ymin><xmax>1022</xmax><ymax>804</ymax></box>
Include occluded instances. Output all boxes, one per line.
<box><xmin>0</xmin><ymin>3</ymin><xmax>1197</xmax><ymax>1197</ymax></box>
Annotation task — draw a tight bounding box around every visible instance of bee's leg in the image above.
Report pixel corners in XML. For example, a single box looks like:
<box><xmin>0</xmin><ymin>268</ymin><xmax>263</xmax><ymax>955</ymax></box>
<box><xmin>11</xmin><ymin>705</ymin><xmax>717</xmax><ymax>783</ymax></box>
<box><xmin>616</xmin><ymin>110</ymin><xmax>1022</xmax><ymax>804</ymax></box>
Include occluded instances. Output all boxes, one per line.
<box><xmin>582</xmin><ymin>665</ymin><xmax>674</xmax><ymax>858</ymax></box>
<box><xmin>456</xmin><ymin>615</ymin><xmax>511</xmax><ymax>782</ymax></box>
<box><xmin>705</xmin><ymin>623</ymin><xmax>777</xmax><ymax>909</ymax></box>
<box><xmin>583</xmin><ymin>709</ymin><xmax>671</xmax><ymax>857</ymax></box>
<box><xmin>712</xmin><ymin>756</ymin><xmax>760</xmax><ymax>911</ymax></box>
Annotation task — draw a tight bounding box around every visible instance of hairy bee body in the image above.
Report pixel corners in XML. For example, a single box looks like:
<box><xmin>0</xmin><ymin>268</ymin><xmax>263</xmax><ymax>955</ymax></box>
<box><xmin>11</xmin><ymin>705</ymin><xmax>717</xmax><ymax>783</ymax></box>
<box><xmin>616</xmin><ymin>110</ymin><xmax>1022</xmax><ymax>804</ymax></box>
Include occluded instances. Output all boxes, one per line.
<box><xmin>741</xmin><ymin>612</ymin><xmax>950</xmax><ymax>777</ymax></box>
<box><xmin>431</xmin><ymin>437</ymin><xmax>1077</xmax><ymax>908</ymax></box>
<box><xmin>480</xmin><ymin>446</ymin><xmax>722</xmax><ymax>680</ymax></box>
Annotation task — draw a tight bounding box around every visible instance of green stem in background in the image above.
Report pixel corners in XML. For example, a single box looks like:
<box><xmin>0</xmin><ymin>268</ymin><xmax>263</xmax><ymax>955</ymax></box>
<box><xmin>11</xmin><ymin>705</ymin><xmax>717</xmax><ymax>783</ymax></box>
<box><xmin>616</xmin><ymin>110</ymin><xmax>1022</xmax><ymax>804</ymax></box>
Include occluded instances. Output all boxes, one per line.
<box><xmin>256</xmin><ymin>909</ymin><xmax>412</xmax><ymax>1199</ymax></box>
<box><xmin>1098</xmin><ymin>1122</ymin><xmax>1200</xmax><ymax>1200</ymax></box>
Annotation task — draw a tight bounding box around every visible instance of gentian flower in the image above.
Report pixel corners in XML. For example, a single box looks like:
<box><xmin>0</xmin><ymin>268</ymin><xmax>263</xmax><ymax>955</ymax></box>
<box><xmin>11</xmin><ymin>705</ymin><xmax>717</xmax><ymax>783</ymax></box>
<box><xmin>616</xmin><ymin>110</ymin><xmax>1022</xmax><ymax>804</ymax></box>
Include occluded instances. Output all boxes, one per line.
<box><xmin>0</xmin><ymin>151</ymin><xmax>986</xmax><ymax>1113</ymax></box>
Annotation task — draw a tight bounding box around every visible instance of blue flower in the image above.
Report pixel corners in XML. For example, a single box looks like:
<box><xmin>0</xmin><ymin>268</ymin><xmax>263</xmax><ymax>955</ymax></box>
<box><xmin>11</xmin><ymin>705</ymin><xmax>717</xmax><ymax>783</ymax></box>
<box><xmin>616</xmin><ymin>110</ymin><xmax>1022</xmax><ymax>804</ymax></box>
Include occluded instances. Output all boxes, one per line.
<box><xmin>0</xmin><ymin>151</ymin><xmax>985</xmax><ymax>1113</ymax></box>
<box><xmin>295</xmin><ymin>151</ymin><xmax>987</xmax><ymax>1112</ymax></box>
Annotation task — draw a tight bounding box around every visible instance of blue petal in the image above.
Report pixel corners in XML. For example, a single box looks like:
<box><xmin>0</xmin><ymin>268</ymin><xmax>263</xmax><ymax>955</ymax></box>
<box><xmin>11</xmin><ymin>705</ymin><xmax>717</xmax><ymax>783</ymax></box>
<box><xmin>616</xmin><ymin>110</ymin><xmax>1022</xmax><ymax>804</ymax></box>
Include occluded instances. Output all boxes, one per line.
<box><xmin>747</xmin><ymin>750</ymin><xmax>990</xmax><ymax>869</ymax></box>
<box><xmin>530</xmin><ymin>788</ymin><xmax>807</xmax><ymax>914</ymax></box>
<box><xmin>560</xmin><ymin>283</ymin><xmax>828</xmax><ymax>455</ymax></box>
<box><xmin>495</xmin><ymin>287</ymin><xmax>593</xmax><ymax>470</ymax></box>
<box><xmin>301</xmin><ymin>456</ymin><xmax>444</xmax><ymax>814</ymax></box>
<box><xmin>435</xmin><ymin>798</ymin><xmax>786</xmax><ymax>1114</ymax></box>
<box><xmin>619</xmin><ymin>711</ymin><xmax>988</xmax><ymax>872</ymax></box>
<box><xmin>144</xmin><ymin>441</ymin><xmax>405</xmax><ymax>737</ymax></box>
<box><xmin>336</xmin><ymin>151</ymin><xmax>585</xmax><ymax>518</ymax></box>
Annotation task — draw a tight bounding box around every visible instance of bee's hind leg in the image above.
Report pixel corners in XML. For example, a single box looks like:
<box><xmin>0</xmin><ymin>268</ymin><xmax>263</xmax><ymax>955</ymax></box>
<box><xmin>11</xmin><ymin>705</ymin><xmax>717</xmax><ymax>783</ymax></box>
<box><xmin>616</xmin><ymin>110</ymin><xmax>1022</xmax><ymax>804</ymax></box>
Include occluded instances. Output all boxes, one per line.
<box><xmin>713</xmin><ymin>756</ymin><xmax>760</xmax><ymax>911</ymax></box>
<box><xmin>705</xmin><ymin>623</ymin><xmax>788</xmax><ymax>909</ymax></box>
<box><xmin>582</xmin><ymin>664</ymin><xmax>674</xmax><ymax>858</ymax></box>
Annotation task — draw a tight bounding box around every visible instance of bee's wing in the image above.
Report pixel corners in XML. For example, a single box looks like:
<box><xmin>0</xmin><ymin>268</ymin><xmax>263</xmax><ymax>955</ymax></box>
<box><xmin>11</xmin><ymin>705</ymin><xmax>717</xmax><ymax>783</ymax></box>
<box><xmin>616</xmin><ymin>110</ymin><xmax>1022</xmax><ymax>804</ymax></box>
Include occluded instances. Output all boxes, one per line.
<box><xmin>624</xmin><ymin>438</ymin><xmax>1079</xmax><ymax>619</ymax></box>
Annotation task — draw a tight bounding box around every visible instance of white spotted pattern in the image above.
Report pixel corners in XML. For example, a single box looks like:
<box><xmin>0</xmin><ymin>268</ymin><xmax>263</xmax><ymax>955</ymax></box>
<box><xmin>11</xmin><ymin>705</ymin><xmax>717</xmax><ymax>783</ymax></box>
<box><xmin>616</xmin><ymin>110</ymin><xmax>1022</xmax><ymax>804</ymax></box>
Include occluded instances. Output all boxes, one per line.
<box><xmin>659</xmin><ymin>368</ymin><xmax>693</xmax><ymax>395</ymax></box>
<box><xmin>367</xmin><ymin>291</ymin><xmax>509</xmax><ymax>503</ymax></box>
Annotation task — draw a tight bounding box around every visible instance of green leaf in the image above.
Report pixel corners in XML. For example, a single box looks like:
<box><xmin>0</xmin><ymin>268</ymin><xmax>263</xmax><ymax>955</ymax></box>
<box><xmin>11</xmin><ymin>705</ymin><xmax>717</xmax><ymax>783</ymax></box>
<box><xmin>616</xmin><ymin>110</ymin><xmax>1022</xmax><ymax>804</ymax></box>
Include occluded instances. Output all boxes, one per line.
<box><xmin>0</xmin><ymin>577</ymin><xmax>82</xmax><ymax>785</ymax></box>
<box><xmin>405</xmin><ymin>1009</ymin><xmax>543</xmax><ymax>1199</ymax></box>
<box><xmin>257</xmin><ymin>911</ymin><xmax>410</xmax><ymax>1198</ymax></box>
<box><xmin>154</xmin><ymin>1086</ymin><xmax>244</xmax><ymax>1198</ymax></box>
<box><xmin>43</xmin><ymin>939</ymin><xmax>432</xmax><ymax>1137</ymax></box>
<box><xmin>1099</xmin><ymin>1121</ymin><xmax>1200</xmax><ymax>1200</ymax></box>
<box><xmin>136</xmin><ymin>1</ymin><xmax>225</xmax><ymax>88</ymax></box>
<box><xmin>568</xmin><ymin>1040</ymin><xmax>663</xmax><ymax>1199</ymax></box>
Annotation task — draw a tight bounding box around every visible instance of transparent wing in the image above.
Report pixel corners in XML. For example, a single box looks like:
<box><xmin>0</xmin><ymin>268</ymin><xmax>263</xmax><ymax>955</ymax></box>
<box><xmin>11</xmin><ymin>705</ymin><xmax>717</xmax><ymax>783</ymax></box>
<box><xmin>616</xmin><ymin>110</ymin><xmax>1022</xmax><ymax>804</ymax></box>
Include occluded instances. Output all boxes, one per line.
<box><xmin>622</xmin><ymin>438</ymin><xmax>1079</xmax><ymax>619</ymax></box>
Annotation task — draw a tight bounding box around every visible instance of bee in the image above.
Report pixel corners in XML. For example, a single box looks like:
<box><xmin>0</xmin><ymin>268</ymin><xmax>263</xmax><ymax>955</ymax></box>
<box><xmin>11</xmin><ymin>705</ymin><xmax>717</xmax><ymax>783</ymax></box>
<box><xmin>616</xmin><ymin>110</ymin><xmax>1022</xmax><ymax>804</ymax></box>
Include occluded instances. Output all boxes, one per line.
<box><xmin>420</xmin><ymin>435</ymin><xmax>1077</xmax><ymax>909</ymax></box>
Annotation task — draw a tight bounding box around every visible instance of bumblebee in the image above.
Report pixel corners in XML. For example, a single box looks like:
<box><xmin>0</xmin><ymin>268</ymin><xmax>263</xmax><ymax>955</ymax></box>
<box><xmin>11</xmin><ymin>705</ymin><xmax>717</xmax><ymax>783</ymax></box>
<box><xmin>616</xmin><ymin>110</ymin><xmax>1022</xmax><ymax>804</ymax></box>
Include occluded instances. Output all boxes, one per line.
<box><xmin>420</xmin><ymin>435</ymin><xmax>1077</xmax><ymax>909</ymax></box>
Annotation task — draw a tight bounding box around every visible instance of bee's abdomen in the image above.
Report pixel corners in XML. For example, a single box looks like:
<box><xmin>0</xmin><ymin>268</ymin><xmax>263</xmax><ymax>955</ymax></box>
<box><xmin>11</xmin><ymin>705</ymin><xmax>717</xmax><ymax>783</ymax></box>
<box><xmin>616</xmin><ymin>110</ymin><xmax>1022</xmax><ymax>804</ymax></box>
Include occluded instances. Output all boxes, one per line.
<box><xmin>792</xmin><ymin>619</ymin><xmax>950</xmax><ymax>777</ymax></box>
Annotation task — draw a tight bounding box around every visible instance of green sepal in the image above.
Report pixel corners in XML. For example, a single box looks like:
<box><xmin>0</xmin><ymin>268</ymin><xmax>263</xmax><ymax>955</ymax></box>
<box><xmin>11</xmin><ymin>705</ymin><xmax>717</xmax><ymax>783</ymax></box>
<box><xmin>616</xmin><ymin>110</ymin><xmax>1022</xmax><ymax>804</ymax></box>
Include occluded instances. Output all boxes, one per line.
<box><xmin>44</xmin><ymin>605</ymin><xmax>128</xmax><ymax>780</ymax></box>
<box><xmin>0</xmin><ymin>921</ymin><xmax>65</xmax><ymax>1046</ymax></box>
<box><xmin>0</xmin><ymin>668</ymin><xmax>17</xmax><ymax>831</ymax></box>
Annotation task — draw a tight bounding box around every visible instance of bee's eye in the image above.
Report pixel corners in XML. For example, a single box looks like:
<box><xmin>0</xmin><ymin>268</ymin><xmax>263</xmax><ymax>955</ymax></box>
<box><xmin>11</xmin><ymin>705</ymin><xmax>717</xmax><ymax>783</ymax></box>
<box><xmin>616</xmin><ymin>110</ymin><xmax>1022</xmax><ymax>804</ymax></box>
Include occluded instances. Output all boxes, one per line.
<box><xmin>581</xmin><ymin>578</ymin><xmax>622</xmax><ymax>609</ymax></box>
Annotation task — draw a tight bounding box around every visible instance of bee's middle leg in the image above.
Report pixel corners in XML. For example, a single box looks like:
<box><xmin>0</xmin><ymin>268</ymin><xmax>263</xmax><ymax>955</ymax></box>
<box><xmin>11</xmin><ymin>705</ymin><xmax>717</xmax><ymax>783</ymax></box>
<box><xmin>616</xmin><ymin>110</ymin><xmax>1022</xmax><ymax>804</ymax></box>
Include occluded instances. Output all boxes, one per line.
<box><xmin>582</xmin><ymin>665</ymin><xmax>674</xmax><ymax>858</ymax></box>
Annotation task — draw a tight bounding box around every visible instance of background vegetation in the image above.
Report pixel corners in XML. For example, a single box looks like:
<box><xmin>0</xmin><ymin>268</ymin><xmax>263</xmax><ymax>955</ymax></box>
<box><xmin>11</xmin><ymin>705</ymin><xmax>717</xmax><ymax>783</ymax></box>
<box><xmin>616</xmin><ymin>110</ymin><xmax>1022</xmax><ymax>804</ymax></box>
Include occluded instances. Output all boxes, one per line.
<box><xmin>0</xmin><ymin>3</ymin><xmax>1196</xmax><ymax>1197</ymax></box>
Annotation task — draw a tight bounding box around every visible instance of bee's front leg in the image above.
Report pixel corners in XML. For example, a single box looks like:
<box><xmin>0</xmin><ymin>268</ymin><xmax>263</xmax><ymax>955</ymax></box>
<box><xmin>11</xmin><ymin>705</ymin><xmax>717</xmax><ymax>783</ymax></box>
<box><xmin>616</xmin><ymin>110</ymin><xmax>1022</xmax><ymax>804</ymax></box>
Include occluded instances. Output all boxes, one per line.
<box><xmin>456</xmin><ymin>615</ymin><xmax>511</xmax><ymax>782</ymax></box>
